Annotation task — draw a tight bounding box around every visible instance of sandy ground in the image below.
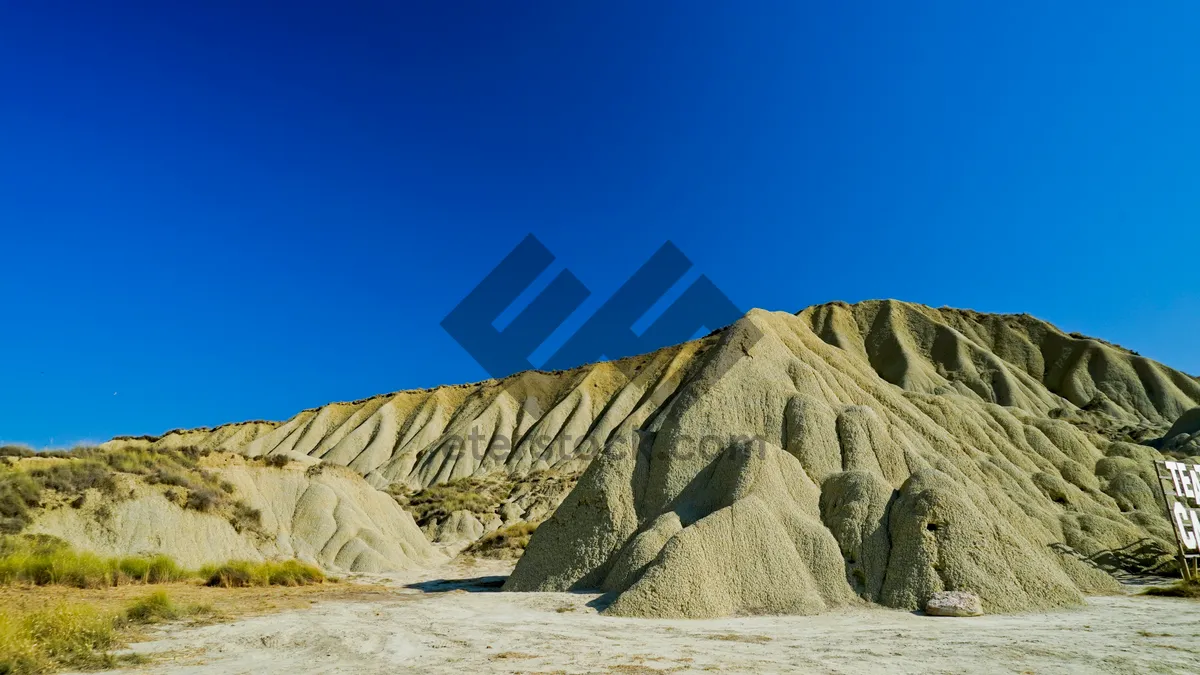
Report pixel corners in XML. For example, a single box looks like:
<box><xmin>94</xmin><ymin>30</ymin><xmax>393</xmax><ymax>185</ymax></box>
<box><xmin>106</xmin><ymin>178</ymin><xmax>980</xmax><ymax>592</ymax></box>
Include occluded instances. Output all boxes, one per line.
<box><xmin>99</xmin><ymin>560</ymin><xmax>1200</xmax><ymax>675</ymax></box>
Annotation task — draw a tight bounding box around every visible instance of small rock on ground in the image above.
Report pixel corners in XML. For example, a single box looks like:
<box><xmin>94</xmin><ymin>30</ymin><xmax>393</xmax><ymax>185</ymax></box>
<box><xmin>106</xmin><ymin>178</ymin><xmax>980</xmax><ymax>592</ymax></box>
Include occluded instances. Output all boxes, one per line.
<box><xmin>925</xmin><ymin>591</ymin><xmax>983</xmax><ymax>617</ymax></box>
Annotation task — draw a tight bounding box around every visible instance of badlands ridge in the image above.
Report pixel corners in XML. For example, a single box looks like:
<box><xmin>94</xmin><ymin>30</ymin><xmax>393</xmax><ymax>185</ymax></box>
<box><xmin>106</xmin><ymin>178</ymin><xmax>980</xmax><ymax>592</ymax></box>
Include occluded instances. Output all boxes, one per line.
<box><xmin>15</xmin><ymin>300</ymin><xmax>1200</xmax><ymax>619</ymax></box>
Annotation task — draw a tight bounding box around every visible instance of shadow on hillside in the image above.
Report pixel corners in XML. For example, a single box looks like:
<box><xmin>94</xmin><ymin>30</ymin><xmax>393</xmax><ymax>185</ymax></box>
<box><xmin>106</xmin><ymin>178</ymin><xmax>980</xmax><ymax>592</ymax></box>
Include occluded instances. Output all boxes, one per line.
<box><xmin>1050</xmin><ymin>538</ymin><xmax>1176</xmax><ymax>578</ymax></box>
<box><xmin>405</xmin><ymin>575</ymin><xmax>508</xmax><ymax>593</ymax></box>
<box><xmin>584</xmin><ymin>592</ymin><xmax>618</xmax><ymax>612</ymax></box>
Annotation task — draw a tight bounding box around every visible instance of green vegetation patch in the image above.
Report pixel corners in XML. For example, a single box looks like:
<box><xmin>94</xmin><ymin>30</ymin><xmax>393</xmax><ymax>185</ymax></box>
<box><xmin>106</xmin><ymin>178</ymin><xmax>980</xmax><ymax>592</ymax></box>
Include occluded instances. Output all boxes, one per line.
<box><xmin>396</xmin><ymin>475</ymin><xmax>512</xmax><ymax>527</ymax></box>
<box><xmin>122</xmin><ymin>590</ymin><xmax>180</xmax><ymax>624</ymax></box>
<box><xmin>0</xmin><ymin>535</ymin><xmax>188</xmax><ymax>588</ymax></box>
<box><xmin>0</xmin><ymin>472</ymin><xmax>41</xmax><ymax>535</ymax></box>
<box><xmin>261</xmin><ymin>454</ymin><xmax>291</xmax><ymax>468</ymax></box>
<box><xmin>200</xmin><ymin>560</ymin><xmax>325</xmax><ymax>588</ymax></box>
<box><xmin>0</xmin><ymin>602</ymin><xmax>120</xmax><ymax>673</ymax></box>
<box><xmin>1143</xmin><ymin>579</ymin><xmax>1200</xmax><ymax>599</ymax></box>
<box><xmin>465</xmin><ymin>522</ymin><xmax>539</xmax><ymax>559</ymax></box>
<box><xmin>392</xmin><ymin>470</ymin><xmax>581</xmax><ymax>533</ymax></box>
<box><xmin>0</xmin><ymin>590</ymin><xmax>214</xmax><ymax>674</ymax></box>
<box><xmin>0</xmin><ymin>445</ymin><xmax>264</xmax><ymax>536</ymax></box>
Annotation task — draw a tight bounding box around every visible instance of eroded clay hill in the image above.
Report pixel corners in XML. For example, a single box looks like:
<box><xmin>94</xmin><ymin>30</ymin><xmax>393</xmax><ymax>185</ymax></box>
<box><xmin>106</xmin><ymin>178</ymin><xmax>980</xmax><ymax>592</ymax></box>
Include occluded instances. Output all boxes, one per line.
<box><xmin>104</xmin><ymin>301</ymin><xmax>1196</xmax><ymax>488</ymax></box>
<box><xmin>96</xmin><ymin>300</ymin><xmax>1200</xmax><ymax>613</ymax></box>
<box><xmin>102</xmin><ymin>340</ymin><xmax>715</xmax><ymax>492</ymax></box>
<box><xmin>5</xmin><ymin>450</ymin><xmax>443</xmax><ymax>572</ymax></box>
<box><xmin>505</xmin><ymin>301</ymin><xmax>1200</xmax><ymax>618</ymax></box>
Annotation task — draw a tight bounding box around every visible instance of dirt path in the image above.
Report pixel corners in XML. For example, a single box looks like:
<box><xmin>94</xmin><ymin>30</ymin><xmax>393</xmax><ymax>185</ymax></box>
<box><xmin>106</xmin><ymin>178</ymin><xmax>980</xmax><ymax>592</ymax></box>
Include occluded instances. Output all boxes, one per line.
<box><xmin>104</xmin><ymin>561</ymin><xmax>1200</xmax><ymax>675</ymax></box>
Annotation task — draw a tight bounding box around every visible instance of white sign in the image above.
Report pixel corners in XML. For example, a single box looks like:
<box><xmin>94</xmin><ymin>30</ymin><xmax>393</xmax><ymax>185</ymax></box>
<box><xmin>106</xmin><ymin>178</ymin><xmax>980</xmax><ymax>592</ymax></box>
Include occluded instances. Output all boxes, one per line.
<box><xmin>1158</xmin><ymin>460</ymin><xmax>1200</xmax><ymax>557</ymax></box>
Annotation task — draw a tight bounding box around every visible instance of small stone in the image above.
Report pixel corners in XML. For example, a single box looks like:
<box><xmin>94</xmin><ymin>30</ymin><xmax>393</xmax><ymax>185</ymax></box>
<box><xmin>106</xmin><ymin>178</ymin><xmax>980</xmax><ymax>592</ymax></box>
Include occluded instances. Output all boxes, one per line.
<box><xmin>500</xmin><ymin>502</ymin><xmax>525</xmax><ymax>524</ymax></box>
<box><xmin>925</xmin><ymin>591</ymin><xmax>983</xmax><ymax>617</ymax></box>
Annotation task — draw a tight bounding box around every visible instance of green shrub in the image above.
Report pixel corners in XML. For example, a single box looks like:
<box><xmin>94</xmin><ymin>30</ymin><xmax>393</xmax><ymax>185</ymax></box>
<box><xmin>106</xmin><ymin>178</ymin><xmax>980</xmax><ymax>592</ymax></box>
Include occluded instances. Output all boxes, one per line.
<box><xmin>230</xmin><ymin>502</ymin><xmax>262</xmax><ymax>534</ymax></box>
<box><xmin>10</xmin><ymin>603</ymin><xmax>117</xmax><ymax>672</ymax></box>
<box><xmin>0</xmin><ymin>446</ymin><xmax>34</xmax><ymax>459</ymax></box>
<box><xmin>264</xmin><ymin>560</ymin><xmax>325</xmax><ymax>586</ymax></box>
<box><xmin>115</xmin><ymin>556</ymin><xmax>150</xmax><ymax>581</ymax></box>
<box><xmin>27</xmin><ymin>461</ymin><xmax>116</xmax><ymax>496</ymax></box>
<box><xmin>46</xmin><ymin>552</ymin><xmax>114</xmax><ymax>588</ymax></box>
<box><xmin>116</xmin><ymin>555</ymin><xmax>184</xmax><ymax>584</ymax></box>
<box><xmin>202</xmin><ymin>560</ymin><xmax>324</xmax><ymax>588</ymax></box>
<box><xmin>201</xmin><ymin>561</ymin><xmax>255</xmax><ymax>588</ymax></box>
<box><xmin>0</xmin><ymin>472</ymin><xmax>40</xmax><ymax>534</ymax></box>
<box><xmin>123</xmin><ymin>591</ymin><xmax>179</xmax><ymax>624</ymax></box>
<box><xmin>0</xmin><ymin>534</ymin><xmax>68</xmax><ymax>557</ymax></box>
<box><xmin>146</xmin><ymin>469</ymin><xmax>190</xmax><ymax>488</ymax></box>
<box><xmin>2</xmin><ymin>536</ymin><xmax>324</xmax><ymax>595</ymax></box>
<box><xmin>0</xmin><ymin>536</ymin><xmax>183</xmax><ymax>588</ymax></box>
<box><xmin>145</xmin><ymin>555</ymin><xmax>185</xmax><ymax>583</ymax></box>
<box><xmin>185</xmin><ymin>488</ymin><xmax>220</xmax><ymax>512</ymax></box>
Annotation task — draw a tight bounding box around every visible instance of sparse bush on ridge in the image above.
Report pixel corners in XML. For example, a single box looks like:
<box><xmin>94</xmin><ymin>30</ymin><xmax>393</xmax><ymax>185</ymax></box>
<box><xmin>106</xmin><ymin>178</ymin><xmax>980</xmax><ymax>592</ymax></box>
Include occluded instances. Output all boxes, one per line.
<box><xmin>398</xmin><ymin>475</ymin><xmax>513</xmax><ymax>527</ymax></box>
<box><xmin>0</xmin><ymin>446</ymin><xmax>35</xmax><ymax>459</ymax></box>
<box><xmin>0</xmin><ymin>445</ymin><xmax>265</xmax><ymax>540</ymax></box>
<box><xmin>304</xmin><ymin>460</ymin><xmax>342</xmax><ymax>478</ymax></box>
<box><xmin>145</xmin><ymin>468</ymin><xmax>190</xmax><ymax>488</ymax></box>
<box><xmin>394</xmin><ymin>470</ymin><xmax>580</xmax><ymax>546</ymax></box>
<box><xmin>465</xmin><ymin>522</ymin><xmax>539</xmax><ymax>559</ymax></box>
<box><xmin>262</xmin><ymin>454</ymin><xmax>291</xmax><ymax>468</ymax></box>
<box><xmin>184</xmin><ymin>488</ymin><xmax>220</xmax><ymax>512</ymax></box>
<box><xmin>229</xmin><ymin>502</ymin><xmax>263</xmax><ymax>534</ymax></box>
<box><xmin>0</xmin><ymin>472</ymin><xmax>41</xmax><ymax>534</ymax></box>
<box><xmin>28</xmin><ymin>461</ymin><xmax>116</xmax><ymax>496</ymax></box>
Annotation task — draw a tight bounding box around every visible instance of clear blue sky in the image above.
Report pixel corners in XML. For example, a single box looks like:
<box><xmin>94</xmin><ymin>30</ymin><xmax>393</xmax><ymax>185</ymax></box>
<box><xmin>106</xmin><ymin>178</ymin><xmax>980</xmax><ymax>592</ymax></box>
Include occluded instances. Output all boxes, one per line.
<box><xmin>2</xmin><ymin>2</ymin><xmax>1197</xmax><ymax>448</ymax></box>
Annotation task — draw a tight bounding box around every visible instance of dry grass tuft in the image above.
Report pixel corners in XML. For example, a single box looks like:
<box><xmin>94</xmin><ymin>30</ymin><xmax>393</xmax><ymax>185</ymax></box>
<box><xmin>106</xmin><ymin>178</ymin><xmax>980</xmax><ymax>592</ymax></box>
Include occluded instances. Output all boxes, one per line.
<box><xmin>122</xmin><ymin>590</ymin><xmax>180</xmax><ymax>624</ymax></box>
<box><xmin>0</xmin><ymin>588</ymin><xmax>243</xmax><ymax>673</ymax></box>
<box><xmin>0</xmin><ymin>602</ymin><xmax>119</xmax><ymax>674</ymax></box>
<box><xmin>490</xmin><ymin>651</ymin><xmax>538</xmax><ymax>660</ymax></box>
<box><xmin>704</xmin><ymin>633</ymin><xmax>772</xmax><ymax>644</ymax></box>
<box><xmin>1143</xmin><ymin>580</ymin><xmax>1200</xmax><ymax>599</ymax></box>
<box><xmin>0</xmin><ymin>556</ymin><xmax>379</xmax><ymax>674</ymax></box>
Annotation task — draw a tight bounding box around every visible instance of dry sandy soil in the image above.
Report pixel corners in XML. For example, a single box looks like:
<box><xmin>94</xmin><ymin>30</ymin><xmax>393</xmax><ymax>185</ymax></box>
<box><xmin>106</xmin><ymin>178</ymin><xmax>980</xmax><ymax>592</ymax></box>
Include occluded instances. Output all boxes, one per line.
<box><xmin>99</xmin><ymin>560</ymin><xmax>1200</xmax><ymax>675</ymax></box>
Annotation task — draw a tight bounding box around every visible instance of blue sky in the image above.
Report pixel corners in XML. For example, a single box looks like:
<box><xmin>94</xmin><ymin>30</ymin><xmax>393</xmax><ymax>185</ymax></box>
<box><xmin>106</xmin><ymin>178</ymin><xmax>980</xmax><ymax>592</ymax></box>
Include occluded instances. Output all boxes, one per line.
<box><xmin>2</xmin><ymin>2</ymin><xmax>1197</xmax><ymax>447</ymax></box>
